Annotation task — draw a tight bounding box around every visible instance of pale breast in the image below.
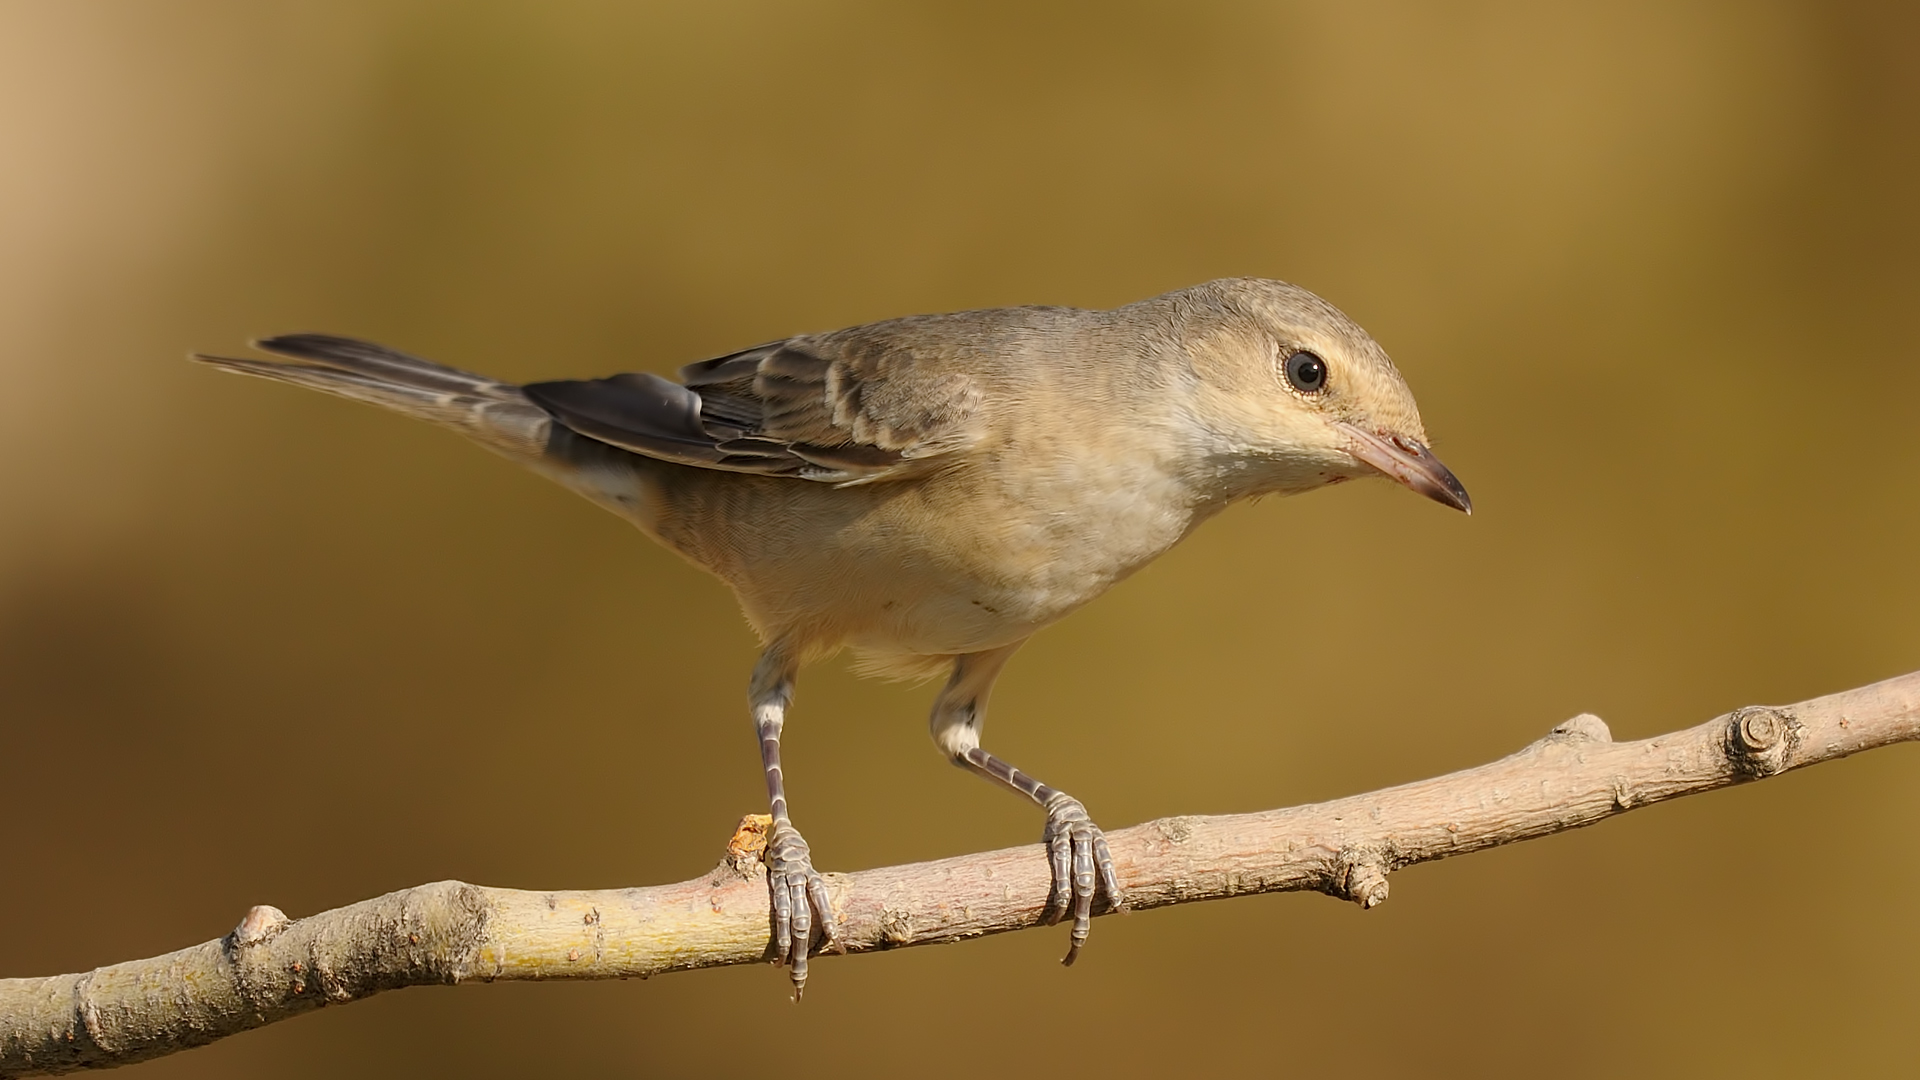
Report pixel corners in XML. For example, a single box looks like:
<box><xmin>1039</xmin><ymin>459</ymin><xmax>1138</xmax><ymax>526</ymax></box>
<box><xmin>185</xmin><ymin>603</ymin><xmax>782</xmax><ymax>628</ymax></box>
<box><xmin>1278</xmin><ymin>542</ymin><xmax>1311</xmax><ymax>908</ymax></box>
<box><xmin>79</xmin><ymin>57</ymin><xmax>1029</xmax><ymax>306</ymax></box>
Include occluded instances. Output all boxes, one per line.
<box><xmin>631</xmin><ymin>430</ymin><xmax>1202</xmax><ymax>664</ymax></box>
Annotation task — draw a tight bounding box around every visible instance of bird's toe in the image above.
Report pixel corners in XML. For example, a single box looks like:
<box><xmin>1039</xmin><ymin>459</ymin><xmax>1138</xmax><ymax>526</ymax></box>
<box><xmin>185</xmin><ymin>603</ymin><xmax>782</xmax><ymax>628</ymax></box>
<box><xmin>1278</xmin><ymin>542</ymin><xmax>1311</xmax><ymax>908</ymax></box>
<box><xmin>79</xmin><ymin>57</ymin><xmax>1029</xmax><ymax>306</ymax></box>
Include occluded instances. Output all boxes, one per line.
<box><xmin>1040</xmin><ymin>793</ymin><xmax>1122</xmax><ymax>966</ymax></box>
<box><xmin>764</xmin><ymin>820</ymin><xmax>834</xmax><ymax>998</ymax></box>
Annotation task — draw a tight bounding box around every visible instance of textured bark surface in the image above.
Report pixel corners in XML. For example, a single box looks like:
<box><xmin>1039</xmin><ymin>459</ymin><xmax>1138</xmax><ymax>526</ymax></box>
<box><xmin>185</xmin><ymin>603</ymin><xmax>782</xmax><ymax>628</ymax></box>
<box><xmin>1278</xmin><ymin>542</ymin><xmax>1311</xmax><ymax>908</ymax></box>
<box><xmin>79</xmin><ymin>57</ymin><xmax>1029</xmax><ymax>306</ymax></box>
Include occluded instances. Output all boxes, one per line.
<box><xmin>4</xmin><ymin>671</ymin><xmax>1916</xmax><ymax>1077</ymax></box>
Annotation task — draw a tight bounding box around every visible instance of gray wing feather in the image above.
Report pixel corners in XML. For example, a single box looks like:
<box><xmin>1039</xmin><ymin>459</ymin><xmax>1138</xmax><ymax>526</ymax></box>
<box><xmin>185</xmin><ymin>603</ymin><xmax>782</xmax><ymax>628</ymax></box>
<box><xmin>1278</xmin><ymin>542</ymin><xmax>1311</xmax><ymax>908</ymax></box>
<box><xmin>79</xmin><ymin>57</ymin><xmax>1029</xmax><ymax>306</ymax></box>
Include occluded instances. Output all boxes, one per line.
<box><xmin>527</xmin><ymin>331</ymin><xmax>987</xmax><ymax>484</ymax></box>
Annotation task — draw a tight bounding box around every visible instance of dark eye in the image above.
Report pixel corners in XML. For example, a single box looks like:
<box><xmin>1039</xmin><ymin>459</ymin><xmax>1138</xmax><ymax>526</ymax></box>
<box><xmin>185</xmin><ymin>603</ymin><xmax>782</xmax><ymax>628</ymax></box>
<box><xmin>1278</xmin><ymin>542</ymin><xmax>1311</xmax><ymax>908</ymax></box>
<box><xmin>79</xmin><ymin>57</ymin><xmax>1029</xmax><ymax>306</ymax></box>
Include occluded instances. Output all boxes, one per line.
<box><xmin>1284</xmin><ymin>350</ymin><xmax>1328</xmax><ymax>394</ymax></box>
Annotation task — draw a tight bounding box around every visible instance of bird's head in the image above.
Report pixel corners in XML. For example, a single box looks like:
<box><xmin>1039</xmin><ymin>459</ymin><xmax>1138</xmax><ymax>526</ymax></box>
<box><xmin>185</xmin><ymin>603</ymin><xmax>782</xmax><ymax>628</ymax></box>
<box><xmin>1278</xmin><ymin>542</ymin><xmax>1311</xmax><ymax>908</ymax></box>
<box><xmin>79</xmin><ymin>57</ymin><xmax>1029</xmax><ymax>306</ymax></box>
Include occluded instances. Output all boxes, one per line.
<box><xmin>1169</xmin><ymin>278</ymin><xmax>1471</xmax><ymax>514</ymax></box>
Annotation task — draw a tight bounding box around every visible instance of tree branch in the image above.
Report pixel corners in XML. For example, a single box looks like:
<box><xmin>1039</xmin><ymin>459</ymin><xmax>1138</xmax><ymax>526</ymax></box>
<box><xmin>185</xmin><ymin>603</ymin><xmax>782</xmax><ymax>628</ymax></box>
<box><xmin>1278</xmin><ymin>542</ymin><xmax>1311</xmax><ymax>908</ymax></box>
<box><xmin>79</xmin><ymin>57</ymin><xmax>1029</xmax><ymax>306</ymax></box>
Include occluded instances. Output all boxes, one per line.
<box><xmin>5</xmin><ymin>671</ymin><xmax>1917</xmax><ymax>1076</ymax></box>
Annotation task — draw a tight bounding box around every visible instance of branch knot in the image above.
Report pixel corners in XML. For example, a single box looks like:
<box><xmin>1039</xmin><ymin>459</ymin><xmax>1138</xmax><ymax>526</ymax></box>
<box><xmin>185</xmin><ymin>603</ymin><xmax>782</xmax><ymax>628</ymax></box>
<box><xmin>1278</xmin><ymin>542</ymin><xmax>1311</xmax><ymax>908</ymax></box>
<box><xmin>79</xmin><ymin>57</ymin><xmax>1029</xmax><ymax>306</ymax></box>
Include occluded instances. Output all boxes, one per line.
<box><xmin>228</xmin><ymin>905</ymin><xmax>290</xmax><ymax>949</ymax></box>
<box><xmin>1725</xmin><ymin>706</ymin><xmax>1801</xmax><ymax>778</ymax></box>
<box><xmin>1331</xmin><ymin>847</ymin><xmax>1391</xmax><ymax>909</ymax></box>
<box><xmin>1549</xmin><ymin>713</ymin><xmax>1612</xmax><ymax>743</ymax></box>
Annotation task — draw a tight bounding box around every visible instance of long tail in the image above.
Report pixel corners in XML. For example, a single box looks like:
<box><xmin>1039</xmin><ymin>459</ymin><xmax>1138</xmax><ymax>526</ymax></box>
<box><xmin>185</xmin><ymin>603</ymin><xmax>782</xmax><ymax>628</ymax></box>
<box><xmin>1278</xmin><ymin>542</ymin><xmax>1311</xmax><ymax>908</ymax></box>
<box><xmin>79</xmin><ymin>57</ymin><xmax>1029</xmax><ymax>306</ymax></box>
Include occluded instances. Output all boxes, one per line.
<box><xmin>195</xmin><ymin>335</ymin><xmax>658</xmax><ymax>519</ymax></box>
<box><xmin>196</xmin><ymin>333</ymin><xmax>559</xmax><ymax>462</ymax></box>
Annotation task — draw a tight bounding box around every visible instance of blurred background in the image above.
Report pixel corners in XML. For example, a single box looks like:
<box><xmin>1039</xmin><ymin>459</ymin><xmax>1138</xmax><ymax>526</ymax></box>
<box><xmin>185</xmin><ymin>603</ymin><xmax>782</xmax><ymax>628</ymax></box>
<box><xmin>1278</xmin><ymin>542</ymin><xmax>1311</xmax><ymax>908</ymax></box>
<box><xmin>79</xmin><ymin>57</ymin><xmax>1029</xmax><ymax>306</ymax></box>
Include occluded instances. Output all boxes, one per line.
<box><xmin>3</xmin><ymin>1</ymin><xmax>1917</xmax><ymax>1076</ymax></box>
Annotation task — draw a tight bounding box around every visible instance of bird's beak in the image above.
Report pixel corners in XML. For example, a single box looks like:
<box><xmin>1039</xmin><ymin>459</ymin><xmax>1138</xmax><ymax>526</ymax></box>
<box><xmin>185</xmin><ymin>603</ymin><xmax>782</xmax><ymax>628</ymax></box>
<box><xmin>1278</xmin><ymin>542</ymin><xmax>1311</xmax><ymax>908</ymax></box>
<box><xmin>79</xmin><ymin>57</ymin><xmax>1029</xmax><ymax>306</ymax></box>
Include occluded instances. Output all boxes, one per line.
<box><xmin>1338</xmin><ymin>424</ymin><xmax>1473</xmax><ymax>514</ymax></box>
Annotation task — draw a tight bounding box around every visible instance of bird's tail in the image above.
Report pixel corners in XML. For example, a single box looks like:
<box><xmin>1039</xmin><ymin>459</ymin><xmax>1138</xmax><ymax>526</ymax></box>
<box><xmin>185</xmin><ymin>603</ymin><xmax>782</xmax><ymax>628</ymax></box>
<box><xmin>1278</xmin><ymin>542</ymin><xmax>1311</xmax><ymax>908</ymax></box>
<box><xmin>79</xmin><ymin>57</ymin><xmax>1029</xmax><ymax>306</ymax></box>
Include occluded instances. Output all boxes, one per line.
<box><xmin>195</xmin><ymin>334</ymin><xmax>558</xmax><ymax>464</ymax></box>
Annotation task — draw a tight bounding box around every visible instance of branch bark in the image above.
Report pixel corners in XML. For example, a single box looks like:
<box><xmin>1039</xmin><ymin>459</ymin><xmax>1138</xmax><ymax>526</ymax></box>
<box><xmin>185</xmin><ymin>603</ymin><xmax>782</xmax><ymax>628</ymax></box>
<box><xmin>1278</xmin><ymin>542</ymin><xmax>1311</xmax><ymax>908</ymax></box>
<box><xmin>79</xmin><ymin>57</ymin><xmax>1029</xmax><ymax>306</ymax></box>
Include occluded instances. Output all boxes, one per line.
<box><xmin>5</xmin><ymin>671</ymin><xmax>1918</xmax><ymax>1076</ymax></box>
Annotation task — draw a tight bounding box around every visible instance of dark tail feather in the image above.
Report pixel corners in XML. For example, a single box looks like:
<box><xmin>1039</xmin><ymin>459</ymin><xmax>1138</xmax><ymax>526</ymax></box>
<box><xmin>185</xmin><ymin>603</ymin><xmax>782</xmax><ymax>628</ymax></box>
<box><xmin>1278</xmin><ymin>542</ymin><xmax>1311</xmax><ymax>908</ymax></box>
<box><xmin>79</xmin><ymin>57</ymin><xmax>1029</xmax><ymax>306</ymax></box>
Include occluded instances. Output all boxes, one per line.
<box><xmin>193</xmin><ymin>335</ymin><xmax>553</xmax><ymax>462</ymax></box>
<box><xmin>252</xmin><ymin>333</ymin><xmax>511</xmax><ymax>398</ymax></box>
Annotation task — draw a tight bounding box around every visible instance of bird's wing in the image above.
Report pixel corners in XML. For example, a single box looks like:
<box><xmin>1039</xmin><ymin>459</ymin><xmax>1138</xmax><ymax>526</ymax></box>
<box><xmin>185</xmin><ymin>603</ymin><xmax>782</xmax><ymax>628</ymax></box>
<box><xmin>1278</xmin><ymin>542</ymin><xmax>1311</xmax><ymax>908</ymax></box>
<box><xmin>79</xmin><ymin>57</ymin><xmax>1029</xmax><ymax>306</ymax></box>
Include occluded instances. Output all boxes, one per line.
<box><xmin>521</xmin><ymin>327</ymin><xmax>990</xmax><ymax>485</ymax></box>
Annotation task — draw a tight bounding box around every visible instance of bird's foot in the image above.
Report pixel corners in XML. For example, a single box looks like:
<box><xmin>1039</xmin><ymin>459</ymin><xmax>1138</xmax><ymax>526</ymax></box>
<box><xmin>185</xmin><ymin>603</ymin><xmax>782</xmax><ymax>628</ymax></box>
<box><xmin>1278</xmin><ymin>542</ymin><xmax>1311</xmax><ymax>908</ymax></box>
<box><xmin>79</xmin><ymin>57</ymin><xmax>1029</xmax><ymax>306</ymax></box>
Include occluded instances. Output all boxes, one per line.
<box><xmin>764</xmin><ymin>817</ymin><xmax>836</xmax><ymax>998</ymax></box>
<box><xmin>1040</xmin><ymin>792</ymin><xmax>1123</xmax><ymax>966</ymax></box>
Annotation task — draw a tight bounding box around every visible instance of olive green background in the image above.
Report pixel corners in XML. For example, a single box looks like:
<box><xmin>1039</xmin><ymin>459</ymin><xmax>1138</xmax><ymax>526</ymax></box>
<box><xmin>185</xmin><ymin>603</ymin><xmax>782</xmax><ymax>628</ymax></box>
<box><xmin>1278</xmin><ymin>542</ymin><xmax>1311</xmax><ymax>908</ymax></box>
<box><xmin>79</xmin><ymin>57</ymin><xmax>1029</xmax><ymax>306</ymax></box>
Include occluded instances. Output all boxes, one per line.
<box><xmin>3</xmin><ymin>2</ymin><xmax>1917</xmax><ymax>1076</ymax></box>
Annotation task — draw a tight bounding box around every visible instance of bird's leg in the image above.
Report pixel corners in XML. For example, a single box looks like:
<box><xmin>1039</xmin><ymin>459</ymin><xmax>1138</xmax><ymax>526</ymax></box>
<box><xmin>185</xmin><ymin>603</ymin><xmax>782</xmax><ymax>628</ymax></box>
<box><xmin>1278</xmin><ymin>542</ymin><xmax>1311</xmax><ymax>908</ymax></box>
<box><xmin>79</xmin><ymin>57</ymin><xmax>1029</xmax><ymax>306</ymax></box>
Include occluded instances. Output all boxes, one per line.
<box><xmin>963</xmin><ymin>751</ymin><xmax>1122</xmax><ymax>966</ymax></box>
<box><xmin>929</xmin><ymin>643</ymin><xmax>1123</xmax><ymax>966</ymax></box>
<box><xmin>749</xmin><ymin>644</ymin><xmax>835</xmax><ymax>997</ymax></box>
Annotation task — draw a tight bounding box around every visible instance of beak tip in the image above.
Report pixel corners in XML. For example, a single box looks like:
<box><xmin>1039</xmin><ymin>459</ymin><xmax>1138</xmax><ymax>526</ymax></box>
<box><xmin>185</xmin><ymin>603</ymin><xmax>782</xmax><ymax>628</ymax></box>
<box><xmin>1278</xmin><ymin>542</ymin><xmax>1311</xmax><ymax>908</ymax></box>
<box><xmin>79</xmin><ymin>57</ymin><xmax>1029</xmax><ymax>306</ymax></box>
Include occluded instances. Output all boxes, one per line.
<box><xmin>1340</xmin><ymin>423</ymin><xmax>1473</xmax><ymax>516</ymax></box>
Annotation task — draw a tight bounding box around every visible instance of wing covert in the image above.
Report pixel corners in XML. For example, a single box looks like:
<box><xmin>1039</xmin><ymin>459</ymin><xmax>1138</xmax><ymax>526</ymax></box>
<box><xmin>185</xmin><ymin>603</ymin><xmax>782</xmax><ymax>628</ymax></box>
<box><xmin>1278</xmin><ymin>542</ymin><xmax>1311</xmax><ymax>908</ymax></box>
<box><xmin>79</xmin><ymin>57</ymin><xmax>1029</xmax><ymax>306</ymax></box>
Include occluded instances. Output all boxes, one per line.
<box><xmin>525</xmin><ymin>332</ymin><xmax>987</xmax><ymax>484</ymax></box>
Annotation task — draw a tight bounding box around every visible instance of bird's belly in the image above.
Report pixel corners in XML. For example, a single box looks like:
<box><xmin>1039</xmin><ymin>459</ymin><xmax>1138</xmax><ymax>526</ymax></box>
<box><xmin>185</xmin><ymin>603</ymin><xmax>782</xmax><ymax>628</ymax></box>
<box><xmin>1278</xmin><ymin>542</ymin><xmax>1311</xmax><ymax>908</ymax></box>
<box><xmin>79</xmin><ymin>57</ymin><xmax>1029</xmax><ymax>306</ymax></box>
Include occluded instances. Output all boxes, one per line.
<box><xmin>846</xmin><ymin>577</ymin><xmax>1056</xmax><ymax>655</ymax></box>
<box><xmin>738</xmin><ymin>546</ymin><xmax>1073</xmax><ymax>656</ymax></box>
<box><xmin>641</xmin><ymin>457</ymin><xmax>1195</xmax><ymax>661</ymax></box>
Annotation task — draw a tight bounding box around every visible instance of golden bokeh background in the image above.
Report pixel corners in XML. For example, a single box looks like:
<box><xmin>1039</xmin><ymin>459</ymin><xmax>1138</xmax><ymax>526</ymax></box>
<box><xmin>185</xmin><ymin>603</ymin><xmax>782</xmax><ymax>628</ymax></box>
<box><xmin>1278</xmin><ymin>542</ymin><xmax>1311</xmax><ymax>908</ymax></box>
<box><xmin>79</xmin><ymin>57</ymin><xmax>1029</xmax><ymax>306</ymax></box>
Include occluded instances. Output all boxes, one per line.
<box><xmin>3</xmin><ymin>2</ymin><xmax>1917</xmax><ymax>1076</ymax></box>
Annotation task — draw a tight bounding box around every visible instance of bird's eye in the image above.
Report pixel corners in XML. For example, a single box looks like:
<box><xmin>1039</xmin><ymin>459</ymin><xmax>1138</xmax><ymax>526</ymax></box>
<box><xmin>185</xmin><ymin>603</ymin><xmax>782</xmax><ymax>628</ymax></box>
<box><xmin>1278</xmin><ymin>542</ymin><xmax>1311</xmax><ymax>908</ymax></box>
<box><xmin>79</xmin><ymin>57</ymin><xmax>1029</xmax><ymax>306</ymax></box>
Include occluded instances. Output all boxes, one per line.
<box><xmin>1284</xmin><ymin>350</ymin><xmax>1328</xmax><ymax>394</ymax></box>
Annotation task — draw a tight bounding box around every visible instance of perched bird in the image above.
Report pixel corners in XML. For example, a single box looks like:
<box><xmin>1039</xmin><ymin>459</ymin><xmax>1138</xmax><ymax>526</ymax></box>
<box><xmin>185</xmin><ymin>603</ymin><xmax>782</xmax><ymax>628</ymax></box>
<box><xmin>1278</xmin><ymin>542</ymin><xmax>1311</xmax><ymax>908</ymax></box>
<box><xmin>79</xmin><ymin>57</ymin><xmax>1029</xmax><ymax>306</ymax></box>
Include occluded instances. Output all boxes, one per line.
<box><xmin>197</xmin><ymin>278</ymin><xmax>1469</xmax><ymax>996</ymax></box>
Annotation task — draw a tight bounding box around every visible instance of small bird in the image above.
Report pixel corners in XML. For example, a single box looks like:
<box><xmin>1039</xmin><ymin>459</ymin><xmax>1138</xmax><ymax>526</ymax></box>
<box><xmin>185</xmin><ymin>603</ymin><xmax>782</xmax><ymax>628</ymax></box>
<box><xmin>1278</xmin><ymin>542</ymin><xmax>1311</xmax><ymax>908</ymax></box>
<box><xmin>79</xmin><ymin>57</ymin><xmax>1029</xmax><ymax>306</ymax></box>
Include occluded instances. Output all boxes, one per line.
<box><xmin>197</xmin><ymin>278</ymin><xmax>1469</xmax><ymax>996</ymax></box>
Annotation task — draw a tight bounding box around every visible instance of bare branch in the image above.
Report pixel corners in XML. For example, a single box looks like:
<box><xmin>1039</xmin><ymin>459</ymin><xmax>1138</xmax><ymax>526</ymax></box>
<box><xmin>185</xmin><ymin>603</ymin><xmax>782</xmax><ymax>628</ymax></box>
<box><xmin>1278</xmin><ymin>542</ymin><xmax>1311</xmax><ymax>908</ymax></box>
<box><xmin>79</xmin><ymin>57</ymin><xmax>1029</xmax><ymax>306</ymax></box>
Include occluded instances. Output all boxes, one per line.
<box><xmin>4</xmin><ymin>671</ymin><xmax>1917</xmax><ymax>1076</ymax></box>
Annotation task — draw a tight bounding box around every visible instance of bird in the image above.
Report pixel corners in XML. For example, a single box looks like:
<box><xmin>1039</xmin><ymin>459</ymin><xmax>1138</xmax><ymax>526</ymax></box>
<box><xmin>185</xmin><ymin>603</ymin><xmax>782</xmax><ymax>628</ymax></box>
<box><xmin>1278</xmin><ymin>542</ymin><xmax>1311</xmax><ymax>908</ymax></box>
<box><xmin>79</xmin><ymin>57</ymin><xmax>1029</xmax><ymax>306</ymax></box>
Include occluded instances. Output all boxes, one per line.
<box><xmin>195</xmin><ymin>277</ymin><xmax>1470</xmax><ymax>997</ymax></box>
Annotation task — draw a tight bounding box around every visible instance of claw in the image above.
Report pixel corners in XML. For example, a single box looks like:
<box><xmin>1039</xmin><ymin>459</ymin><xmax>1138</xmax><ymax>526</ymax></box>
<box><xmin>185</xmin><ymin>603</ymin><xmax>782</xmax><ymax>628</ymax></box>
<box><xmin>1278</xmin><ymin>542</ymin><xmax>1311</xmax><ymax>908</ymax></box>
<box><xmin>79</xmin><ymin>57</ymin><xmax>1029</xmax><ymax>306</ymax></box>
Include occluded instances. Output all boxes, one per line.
<box><xmin>1039</xmin><ymin>793</ymin><xmax>1123</xmax><ymax>966</ymax></box>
